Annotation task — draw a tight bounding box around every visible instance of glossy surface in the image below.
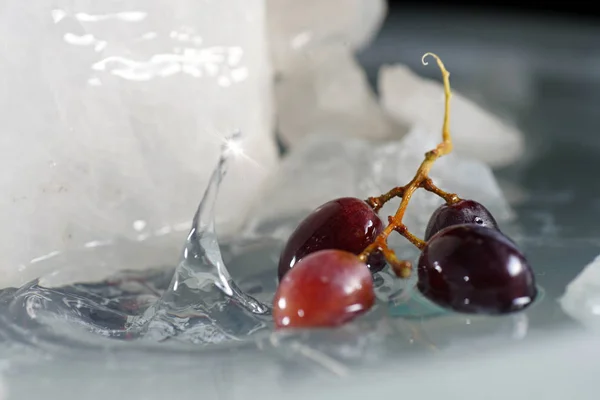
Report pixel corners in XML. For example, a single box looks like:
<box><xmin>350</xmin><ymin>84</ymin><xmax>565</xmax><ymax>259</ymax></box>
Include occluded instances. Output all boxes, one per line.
<box><xmin>273</xmin><ymin>249</ymin><xmax>375</xmax><ymax>329</ymax></box>
<box><xmin>418</xmin><ymin>224</ymin><xmax>536</xmax><ymax>314</ymax></box>
<box><xmin>424</xmin><ymin>199</ymin><xmax>498</xmax><ymax>241</ymax></box>
<box><xmin>278</xmin><ymin>197</ymin><xmax>385</xmax><ymax>280</ymax></box>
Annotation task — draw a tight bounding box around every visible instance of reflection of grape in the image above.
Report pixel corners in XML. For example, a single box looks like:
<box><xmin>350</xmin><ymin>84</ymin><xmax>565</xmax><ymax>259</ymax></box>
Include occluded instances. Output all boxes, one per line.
<box><xmin>424</xmin><ymin>199</ymin><xmax>498</xmax><ymax>240</ymax></box>
<box><xmin>418</xmin><ymin>224</ymin><xmax>537</xmax><ymax>314</ymax></box>
<box><xmin>278</xmin><ymin>197</ymin><xmax>385</xmax><ymax>281</ymax></box>
<box><xmin>273</xmin><ymin>250</ymin><xmax>375</xmax><ymax>329</ymax></box>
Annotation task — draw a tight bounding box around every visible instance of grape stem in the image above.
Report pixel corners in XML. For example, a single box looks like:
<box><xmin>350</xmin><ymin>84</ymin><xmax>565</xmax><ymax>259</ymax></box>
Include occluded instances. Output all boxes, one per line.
<box><xmin>359</xmin><ymin>53</ymin><xmax>459</xmax><ymax>279</ymax></box>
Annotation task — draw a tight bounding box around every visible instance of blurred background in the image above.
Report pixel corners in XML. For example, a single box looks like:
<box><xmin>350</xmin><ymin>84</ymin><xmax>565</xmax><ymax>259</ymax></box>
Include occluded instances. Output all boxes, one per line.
<box><xmin>387</xmin><ymin>0</ymin><xmax>599</xmax><ymax>18</ymax></box>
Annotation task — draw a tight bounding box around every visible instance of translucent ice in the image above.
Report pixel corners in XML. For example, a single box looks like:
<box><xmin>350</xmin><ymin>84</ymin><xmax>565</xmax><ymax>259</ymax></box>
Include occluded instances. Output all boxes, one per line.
<box><xmin>274</xmin><ymin>45</ymin><xmax>400</xmax><ymax>149</ymax></box>
<box><xmin>379</xmin><ymin>64</ymin><xmax>525</xmax><ymax>168</ymax></box>
<box><xmin>267</xmin><ymin>0</ymin><xmax>394</xmax><ymax>148</ymax></box>
<box><xmin>246</xmin><ymin>125</ymin><xmax>513</xmax><ymax>241</ymax></box>
<box><xmin>0</xmin><ymin>0</ymin><xmax>277</xmax><ymax>286</ymax></box>
<box><xmin>266</xmin><ymin>0</ymin><xmax>387</xmax><ymax>73</ymax></box>
<box><xmin>560</xmin><ymin>255</ymin><xmax>600</xmax><ymax>329</ymax></box>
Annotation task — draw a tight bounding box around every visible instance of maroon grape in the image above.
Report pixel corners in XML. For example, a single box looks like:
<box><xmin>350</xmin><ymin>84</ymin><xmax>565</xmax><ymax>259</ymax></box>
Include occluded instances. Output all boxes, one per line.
<box><xmin>418</xmin><ymin>224</ymin><xmax>536</xmax><ymax>314</ymax></box>
<box><xmin>424</xmin><ymin>199</ymin><xmax>498</xmax><ymax>241</ymax></box>
<box><xmin>273</xmin><ymin>249</ymin><xmax>375</xmax><ymax>329</ymax></box>
<box><xmin>278</xmin><ymin>197</ymin><xmax>385</xmax><ymax>281</ymax></box>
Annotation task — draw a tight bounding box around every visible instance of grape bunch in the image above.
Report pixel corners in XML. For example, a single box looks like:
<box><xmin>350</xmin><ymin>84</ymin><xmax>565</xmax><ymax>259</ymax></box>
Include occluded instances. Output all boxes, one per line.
<box><xmin>272</xmin><ymin>54</ymin><xmax>537</xmax><ymax>329</ymax></box>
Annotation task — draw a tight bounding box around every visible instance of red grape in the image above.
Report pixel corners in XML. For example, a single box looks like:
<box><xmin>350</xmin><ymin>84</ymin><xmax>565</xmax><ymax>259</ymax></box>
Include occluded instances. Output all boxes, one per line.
<box><xmin>418</xmin><ymin>224</ymin><xmax>536</xmax><ymax>314</ymax></box>
<box><xmin>424</xmin><ymin>199</ymin><xmax>498</xmax><ymax>240</ymax></box>
<box><xmin>278</xmin><ymin>197</ymin><xmax>385</xmax><ymax>280</ymax></box>
<box><xmin>273</xmin><ymin>249</ymin><xmax>375</xmax><ymax>329</ymax></box>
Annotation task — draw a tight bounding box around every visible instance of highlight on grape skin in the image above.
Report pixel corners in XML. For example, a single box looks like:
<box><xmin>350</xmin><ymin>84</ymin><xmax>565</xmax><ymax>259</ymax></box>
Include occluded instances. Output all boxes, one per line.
<box><xmin>424</xmin><ymin>199</ymin><xmax>499</xmax><ymax>241</ymax></box>
<box><xmin>273</xmin><ymin>249</ymin><xmax>375</xmax><ymax>329</ymax></box>
<box><xmin>418</xmin><ymin>224</ymin><xmax>537</xmax><ymax>314</ymax></box>
<box><xmin>277</xmin><ymin>197</ymin><xmax>385</xmax><ymax>281</ymax></box>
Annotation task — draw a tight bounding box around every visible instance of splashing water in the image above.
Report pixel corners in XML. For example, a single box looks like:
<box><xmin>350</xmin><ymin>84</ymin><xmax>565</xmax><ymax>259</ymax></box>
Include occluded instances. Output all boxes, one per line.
<box><xmin>0</xmin><ymin>132</ymin><xmax>276</xmax><ymax>350</ymax></box>
<box><xmin>133</xmin><ymin>132</ymin><xmax>271</xmax><ymax>343</ymax></box>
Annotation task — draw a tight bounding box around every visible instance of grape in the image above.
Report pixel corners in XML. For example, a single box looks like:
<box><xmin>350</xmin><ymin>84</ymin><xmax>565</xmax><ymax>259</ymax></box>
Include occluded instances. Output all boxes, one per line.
<box><xmin>273</xmin><ymin>249</ymin><xmax>375</xmax><ymax>329</ymax></box>
<box><xmin>278</xmin><ymin>197</ymin><xmax>385</xmax><ymax>281</ymax></box>
<box><xmin>417</xmin><ymin>224</ymin><xmax>536</xmax><ymax>314</ymax></box>
<box><xmin>424</xmin><ymin>199</ymin><xmax>498</xmax><ymax>241</ymax></box>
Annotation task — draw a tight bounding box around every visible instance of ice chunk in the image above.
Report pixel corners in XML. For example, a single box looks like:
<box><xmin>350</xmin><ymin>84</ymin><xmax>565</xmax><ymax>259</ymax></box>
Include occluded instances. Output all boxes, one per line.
<box><xmin>246</xmin><ymin>125</ymin><xmax>513</xmax><ymax>240</ymax></box>
<box><xmin>560</xmin><ymin>255</ymin><xmax>600</xmax><ymax>329</ymax></box>
<box><xmin>379</xmin><ymin>64</ymin><xmax>525</xmax><ymax>168</ymax></box>
<box><xmin>0</xmin><ymin>0</ymin><xmax>276</xmax><ymax>287</ymax></box>
<box><xmin>274</xmin><ymin>45</ymin><xmax>402</xmax><ymax>149</ymax></box>
<box><xmin>267</xmin><ymin>0</ymin><xmax>394</xmax><ymax>149</ymax></box>
<box><xmin>266</xmin><ymin>0</ymin><xmax>387</xmax><ymax>73</ymax></box>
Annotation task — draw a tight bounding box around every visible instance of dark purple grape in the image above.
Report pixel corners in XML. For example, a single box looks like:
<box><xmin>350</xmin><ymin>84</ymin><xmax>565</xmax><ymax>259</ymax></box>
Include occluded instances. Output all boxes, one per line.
<box><xmin>273</xmin><ymin>249</ymin><xmax>375</xmax><ymax>329</ymax></box>
<box><xmin>418</xmin><ymin>224</ymin><xmax>536</xmax><ymax>314</ymax></box>
<box><xmin>424</xmin><ymin>199</ymin><xmax>498</xmax><ymax>241</ymax></box>
<box><xmin>278</xmin><ymin>197</ymin><xmax>385</xmax><ymax>281</ymax></box>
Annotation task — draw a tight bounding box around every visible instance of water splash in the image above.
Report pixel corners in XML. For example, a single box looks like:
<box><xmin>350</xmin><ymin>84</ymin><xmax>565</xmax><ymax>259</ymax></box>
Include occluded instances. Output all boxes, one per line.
<box><xmin>0</xmin><ymin>130</ymin><xmax>558</xmax><ymax>368</ymax></box>
<box><xmin>0</xmin><ymin>132</ymin><xmax>276</xmax><ymax>350</ymax></box>
<box><xmin>133</xmin><ymin>132</ymin><xmax>271</xmax><ymax>343</ymax></box>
